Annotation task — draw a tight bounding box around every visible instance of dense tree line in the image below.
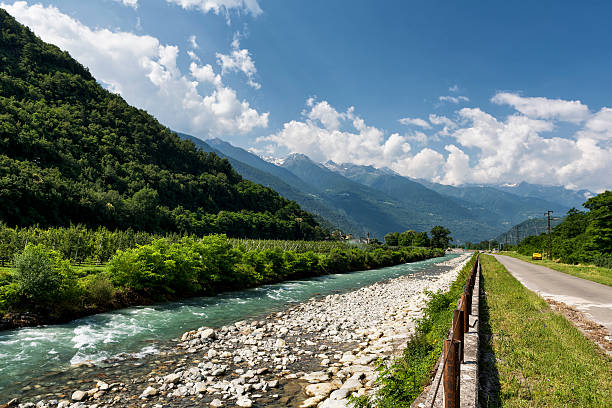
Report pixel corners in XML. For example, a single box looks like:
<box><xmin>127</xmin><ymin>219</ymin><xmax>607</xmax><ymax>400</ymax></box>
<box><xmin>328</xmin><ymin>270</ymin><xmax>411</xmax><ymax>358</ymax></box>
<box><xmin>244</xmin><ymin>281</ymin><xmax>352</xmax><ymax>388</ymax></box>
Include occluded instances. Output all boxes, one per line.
<box><xmin>0</xmin><ymin>9</ymin><xmax>325</xmax><ymax>240</ymax></box>
<box><xmin>384</xmin><ymin>225</ymin><xmax>453</xmax><ymax>249</ymax></box>
<box><xmin>0</xmin><ymin>235</ymin><xmax>444</xmax><ymax>323</ymax></box>
<box><xmin>517</xmin><ymin>191</ymin><xmax>611</xmax><ymax>267</ymax></box>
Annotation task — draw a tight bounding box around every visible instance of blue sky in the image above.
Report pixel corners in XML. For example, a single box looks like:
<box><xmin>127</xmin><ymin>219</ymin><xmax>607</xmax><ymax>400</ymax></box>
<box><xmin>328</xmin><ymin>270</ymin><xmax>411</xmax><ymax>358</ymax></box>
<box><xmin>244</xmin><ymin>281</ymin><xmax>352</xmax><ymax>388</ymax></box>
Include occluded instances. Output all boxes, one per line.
<box><xmin>2</xmin><ymin>1</ymin><xmax>612</xmax><ymax>191</ymax></box>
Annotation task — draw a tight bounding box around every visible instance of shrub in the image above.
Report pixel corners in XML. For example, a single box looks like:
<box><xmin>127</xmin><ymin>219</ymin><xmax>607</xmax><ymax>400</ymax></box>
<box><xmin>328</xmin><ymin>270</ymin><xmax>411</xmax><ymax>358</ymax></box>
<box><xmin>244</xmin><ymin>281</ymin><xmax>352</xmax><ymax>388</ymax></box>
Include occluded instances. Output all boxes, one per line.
<box><xmin>82</xmin><ymin>273</ymin><xmax>115</xmax><ymax>308</ymax></box>
<box><xmin>11</xmin><ymin>244</ymin><xmax>78</xmax><ymax>311</ymax></box>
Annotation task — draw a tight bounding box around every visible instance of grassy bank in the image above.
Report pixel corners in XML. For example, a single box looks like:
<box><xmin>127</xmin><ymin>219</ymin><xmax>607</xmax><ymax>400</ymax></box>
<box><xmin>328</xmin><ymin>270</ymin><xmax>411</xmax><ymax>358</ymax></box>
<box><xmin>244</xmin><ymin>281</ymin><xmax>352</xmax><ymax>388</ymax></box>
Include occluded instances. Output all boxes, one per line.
<box><xmin>351</xmin><ymin>253</ymin><xmax>476</xmax><ymax>408</ymax></box>
<box><xmin>0</xmin><ymin>236</ymin><xmax>444</xmax><ymax>330</ymax></box>
<box><xmin>501</xmin><ymin>251</ymin><xmax>612</xmax><ymax>287</ymax></box>
<box><xmin>479</xmin><ymin>254</ymin><xmax>612</xmax><ymax>407</ymax></box>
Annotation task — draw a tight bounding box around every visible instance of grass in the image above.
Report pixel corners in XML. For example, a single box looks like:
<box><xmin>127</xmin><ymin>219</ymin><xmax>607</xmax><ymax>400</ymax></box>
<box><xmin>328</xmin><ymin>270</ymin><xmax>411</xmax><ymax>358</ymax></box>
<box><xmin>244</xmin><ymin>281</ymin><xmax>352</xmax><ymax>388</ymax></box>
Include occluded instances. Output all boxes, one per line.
<box><xmin>479</xmin><ymin>254</ymin><xmax>612</xmax><ymax>407</ymax></box>
<box><xmin>500</xmin><ymin>251</ymin><xmax>612</xmax><ymax>287</ymax></box>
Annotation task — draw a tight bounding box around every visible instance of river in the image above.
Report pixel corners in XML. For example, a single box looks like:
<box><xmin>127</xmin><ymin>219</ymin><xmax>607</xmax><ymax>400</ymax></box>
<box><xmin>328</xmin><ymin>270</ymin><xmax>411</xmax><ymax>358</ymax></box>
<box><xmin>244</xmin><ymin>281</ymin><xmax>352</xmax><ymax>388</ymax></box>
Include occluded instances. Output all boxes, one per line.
<box><xmin>0</xmin><ymin>253</ymin><xmax>459</xmax><ymax>400</ymax></box>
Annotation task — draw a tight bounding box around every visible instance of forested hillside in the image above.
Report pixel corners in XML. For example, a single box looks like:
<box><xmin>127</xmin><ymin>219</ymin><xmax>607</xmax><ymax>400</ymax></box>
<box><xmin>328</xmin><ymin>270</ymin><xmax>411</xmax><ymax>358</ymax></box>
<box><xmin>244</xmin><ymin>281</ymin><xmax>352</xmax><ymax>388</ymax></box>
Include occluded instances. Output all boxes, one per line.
<box><xmin>0</xmin><ymin>10</ymin><xmax>325</xmax><ymax>240</ymax></box>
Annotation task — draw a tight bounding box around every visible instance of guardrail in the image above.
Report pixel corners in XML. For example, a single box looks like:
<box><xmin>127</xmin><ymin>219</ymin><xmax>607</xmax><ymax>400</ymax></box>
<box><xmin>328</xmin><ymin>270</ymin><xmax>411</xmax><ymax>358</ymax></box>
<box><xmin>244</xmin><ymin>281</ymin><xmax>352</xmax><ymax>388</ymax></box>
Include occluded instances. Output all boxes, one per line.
<box><xmin>428</xmin><ymin>254</ymin><xmax>480</xmax><ymax>408</ymax></box>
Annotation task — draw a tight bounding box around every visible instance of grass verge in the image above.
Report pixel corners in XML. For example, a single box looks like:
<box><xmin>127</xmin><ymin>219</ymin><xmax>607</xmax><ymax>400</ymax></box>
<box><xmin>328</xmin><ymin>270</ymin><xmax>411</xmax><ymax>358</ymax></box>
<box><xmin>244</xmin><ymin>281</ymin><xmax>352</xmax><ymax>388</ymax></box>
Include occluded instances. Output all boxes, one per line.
<box><xmin>350</xmin><ymin>253</ymin><xmax>476</xmax><ymax>408</ymax></box>
<box><xmin>500</xmin><ymin>251</ymin><xmax>612</xmax><ymax>287</ymax></box>
<box><xmin>479</xmin><ymin>254</ymin><xmax>612</xmax><ymax>407</ymax></box>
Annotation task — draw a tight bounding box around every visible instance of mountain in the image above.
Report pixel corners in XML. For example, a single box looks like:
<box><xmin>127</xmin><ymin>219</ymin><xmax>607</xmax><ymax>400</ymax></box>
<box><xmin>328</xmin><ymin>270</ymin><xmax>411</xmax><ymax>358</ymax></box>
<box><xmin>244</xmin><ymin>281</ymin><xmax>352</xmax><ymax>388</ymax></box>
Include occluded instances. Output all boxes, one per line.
<box><xmin>493</xmin><ymin>182</ymin><xmax>593</xmax><ymax>209</ymax></box>
<box><xmin>0</xmin><ymin>9</ymin><xmax>324</xmax><ymax>240</ymax></box>
<box><xmin>279</xmin><ymin>154</ymin><xmax>502</xmax><ymax>241</ymax></box>
<box><xmin>177</xmin><ymin>134</ymin><xmax>364</xmax><ymax>234</ymax></box>
<box><xmin>415</xmin><ymin>179</ymin><xmax>570</xmax><ymax>228</ymax></box>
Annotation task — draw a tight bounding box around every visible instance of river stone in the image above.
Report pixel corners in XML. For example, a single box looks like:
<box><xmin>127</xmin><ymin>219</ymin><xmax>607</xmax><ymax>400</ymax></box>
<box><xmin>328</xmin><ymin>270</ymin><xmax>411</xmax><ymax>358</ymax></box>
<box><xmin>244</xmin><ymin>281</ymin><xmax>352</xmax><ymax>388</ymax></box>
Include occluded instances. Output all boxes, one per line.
<box><xmin>319</xmin><ymin>398</ymin><xmax>351</xmax><ymax>408</ymax></box>
<box><xmin>71</xmin><ymin>391</ymin><xmax>86</xmax><ymax>402</ymax></box>
<box><xmin>164</xmin><ymin>373</ymin><xmax>181</xmax><ymax>384</ymax></box>
<box><xmin>301</xmin><ymin>371</ymin><xmax>330</xmax><ymax>383</ymax></box>
<box><xmin>299</xmin><ymin>395</ymin><xmax>326</xmax><ymax>408</ymax></box>
<box><xmin>200</xmin><ymin>328</ymin><xmax>216</xmax><ymax>340</ymax></box>
<box><xmin>329</xmin><ymin>388</ymin><xmax>350</xmax><ymax>400</ymax></box>
<box><xmin>235</xmin><ymin>397</ymin><xmax>252</xmax><ymax>407</ymax></box>
<box><xmin>194</xmin><ymin>381</ymin><xmax>207</xmax><ymax>394</ymax></box>
<box><xmin>305</xmin><ymin>382</ymin><xmax>336</xmax><ymax>397</ymax></box>
<box><xmin>209</xmin><ymin>399</ymin><xmax>223</xmax><ymax>407</ymax></box>
<box><xmin>275</xmin><ymin>338</ymin><xmax>286</xmax><ymax>348</ymax></box>
<box><xmin>340</xmin><ymin>378</ymin><xmax>361</xmax><ymax>392</ymax></box>
<box><xmin>140</xmin><ymin>386</ymin><xmax>158</xmax><ymax>398</ymax></box>
<box><xmin>56</xmin><ymin>401</ymin><xmax>70</xmax><ymax>408</ymax></box>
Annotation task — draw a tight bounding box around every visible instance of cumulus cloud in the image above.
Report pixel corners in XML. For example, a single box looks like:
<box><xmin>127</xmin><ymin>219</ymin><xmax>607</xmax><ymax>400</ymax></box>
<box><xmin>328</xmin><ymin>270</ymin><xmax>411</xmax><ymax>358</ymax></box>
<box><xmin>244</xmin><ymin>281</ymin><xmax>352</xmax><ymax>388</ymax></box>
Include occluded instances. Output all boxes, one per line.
<box><xmin>166</xmin><ymin>0</ymin><xmax>262</xmax><ymax>17</ymax></box>
<box><xmin>262</xmin><ymin>95</ymin><xmax>612</xmax><ymax>191</ymax></box>
<box><xmin>3</xmin><ymin>1</ymin><xmax>268</xmax><ymax>137</ymax></box>
<box><xmin>216</xmin><ymin>33</ymin><xmax>260</xmax><ymax>89</ymax></box>
<box><xmin>439</xmin><ymin>95</ymin><xmax>469</xmax><ymax>104</ymax></box>
<box><xmin>491</xmin><ymin>92</ymin><xmax>590</xmax><ymax>123</ymax></box>
<box><xmin>449</xmin><ymin>84</ymin><xmax>459</xmax><ymax>92</ymax></box>
<box><xmin>398</xmin><ymin>117</ymin><xmax>431</xmax><ymax>129</ymax></box>
<box><xmin>259</xmin><ymin>99</ymin><xmax>411</xmax><ymax>165</ymax></box>
<box><xmin>113</xmin><ymin>0</ymin><xmax>138</xmax><ymax>8</ymax></box>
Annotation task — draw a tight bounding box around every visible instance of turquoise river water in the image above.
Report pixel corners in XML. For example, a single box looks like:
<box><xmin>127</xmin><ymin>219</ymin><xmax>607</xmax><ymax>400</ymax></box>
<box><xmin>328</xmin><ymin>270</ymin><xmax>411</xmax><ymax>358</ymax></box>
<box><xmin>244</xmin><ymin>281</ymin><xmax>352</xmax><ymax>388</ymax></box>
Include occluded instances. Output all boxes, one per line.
<box><xmin>0</xmin><ymin>254</ymin><xmax>459</xmax><ymax>399</ymax></box>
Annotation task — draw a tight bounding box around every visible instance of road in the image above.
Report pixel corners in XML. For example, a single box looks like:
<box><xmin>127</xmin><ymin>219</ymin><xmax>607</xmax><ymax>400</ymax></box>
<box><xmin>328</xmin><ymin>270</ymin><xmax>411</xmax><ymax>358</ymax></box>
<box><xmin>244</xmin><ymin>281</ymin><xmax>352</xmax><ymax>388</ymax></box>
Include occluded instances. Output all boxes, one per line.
<box><xmin>493</xmin><ymin>255</ymin><xmax>612</xmax><ymax>334</ymax></box>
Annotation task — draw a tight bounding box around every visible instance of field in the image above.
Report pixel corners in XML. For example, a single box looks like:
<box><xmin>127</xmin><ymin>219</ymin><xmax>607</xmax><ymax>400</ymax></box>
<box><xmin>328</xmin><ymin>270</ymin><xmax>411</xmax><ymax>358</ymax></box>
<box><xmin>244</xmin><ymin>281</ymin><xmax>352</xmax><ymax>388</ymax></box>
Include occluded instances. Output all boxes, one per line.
<box><xmin>479</xmin><ymin>255</ymin><xmax>612</xmax><ymax>407</ymax></box>
<box><xmin>501</xmin><ymin>251</ymin><xmax>612</xmax><ymax>287</ymax></box>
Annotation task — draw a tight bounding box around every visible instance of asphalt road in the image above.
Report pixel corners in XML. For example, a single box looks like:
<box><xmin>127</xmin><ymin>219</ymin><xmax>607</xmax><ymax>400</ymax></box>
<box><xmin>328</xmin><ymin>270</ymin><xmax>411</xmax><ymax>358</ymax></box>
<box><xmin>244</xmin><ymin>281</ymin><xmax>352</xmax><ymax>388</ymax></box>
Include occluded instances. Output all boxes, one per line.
<box><xmin>493</xmin><ymin>255</ymin><xmax>612</xmax><ymax>334</ymax></box>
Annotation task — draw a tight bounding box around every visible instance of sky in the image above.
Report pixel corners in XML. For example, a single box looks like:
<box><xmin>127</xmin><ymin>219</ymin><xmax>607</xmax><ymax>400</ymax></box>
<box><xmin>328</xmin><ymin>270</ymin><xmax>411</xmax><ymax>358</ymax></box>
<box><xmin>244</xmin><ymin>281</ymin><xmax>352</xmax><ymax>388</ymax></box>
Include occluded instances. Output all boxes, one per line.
<box><xmin>2</xmin><ymin>0</ymin><xmax>612</xmax><ymax>192</ymax></box>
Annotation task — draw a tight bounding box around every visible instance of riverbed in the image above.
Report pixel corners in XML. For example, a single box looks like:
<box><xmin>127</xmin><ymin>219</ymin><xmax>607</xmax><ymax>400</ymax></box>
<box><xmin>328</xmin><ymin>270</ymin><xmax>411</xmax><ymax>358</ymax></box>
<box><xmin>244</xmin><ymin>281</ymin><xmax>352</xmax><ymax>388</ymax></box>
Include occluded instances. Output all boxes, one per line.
<box><xmin>1</xmin><ymin>253</ymin><xmax>468</xmax><ymax>405</ymax></box>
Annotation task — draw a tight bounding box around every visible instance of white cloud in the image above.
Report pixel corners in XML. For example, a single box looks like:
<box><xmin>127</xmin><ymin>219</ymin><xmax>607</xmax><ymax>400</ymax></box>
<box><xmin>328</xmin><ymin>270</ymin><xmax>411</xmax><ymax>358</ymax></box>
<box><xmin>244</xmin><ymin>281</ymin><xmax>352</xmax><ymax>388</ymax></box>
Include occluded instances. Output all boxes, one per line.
<box><xmin>216</xmin><ymin>34</ymin><xmax>260</xmax><ymax>89</ymax></box>
<box><xmin>3</xmin><ymin>1</ymin><xmax>268</xmax><ymax>137</ymax></box>
<box><xmin>166</xmin><ymin>0</ymin><xmax>262</xmax><ymax>17</ymax></box>
<box><xmin>439</xmin><ymin>95</ymin><xmax>469</xmax><ymax>104</ymax></box>
<box><xmin>398</xmin><ymin>117</ymin><xmax>431</xmax><ymax>129</ymax></box>
<box><xmin>113</xmin><ymin>0</ymin><xmax>138</xmax><ymax>8</ymax></box>
<box><xmin>189</xmin><ymin>34</ymin><xmax>199</xmax><ymax>49</ymax></box>
<box><xmin>187</xmin><ymin>50</ymin><xmax>200</xmax><ymax>61</ymax></box>
<box><xmin>259</xmin><ymin>99</ymin><xmax>411</xmax><ymax>166</ymax></box>
<box><xmin>449</xmin><ymin>84</ymin><xmax>459</xmax><ymax>92</ymax></box>
<box><xmin>263</xmin><ymin>95</ymin><xmax>612</xmax><ymax>192</ymax></box>
<box><xmin>491</xmin><ymin>92</ymin><xmax>590</xmax><ymax>123</ymax></box>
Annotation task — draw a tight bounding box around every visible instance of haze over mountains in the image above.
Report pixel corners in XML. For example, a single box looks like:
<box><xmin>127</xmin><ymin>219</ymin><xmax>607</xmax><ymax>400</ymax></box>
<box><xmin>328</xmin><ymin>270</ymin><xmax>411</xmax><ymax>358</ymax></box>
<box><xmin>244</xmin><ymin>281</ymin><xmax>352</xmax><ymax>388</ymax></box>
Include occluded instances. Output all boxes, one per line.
<box><xmin>180</xmin><ymin>134</ymin><xmax>591</xmax><ymax>243</ymax></box>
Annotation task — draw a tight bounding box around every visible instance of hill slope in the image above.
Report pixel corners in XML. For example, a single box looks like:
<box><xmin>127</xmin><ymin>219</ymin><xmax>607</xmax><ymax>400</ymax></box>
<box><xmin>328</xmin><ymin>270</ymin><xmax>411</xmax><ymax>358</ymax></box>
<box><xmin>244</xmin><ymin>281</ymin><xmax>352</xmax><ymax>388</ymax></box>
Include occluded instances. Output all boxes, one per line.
<box><xmin>0</xmin><ymin>9</ymin><xmax>324</xmax><ymax>240</ymax></box>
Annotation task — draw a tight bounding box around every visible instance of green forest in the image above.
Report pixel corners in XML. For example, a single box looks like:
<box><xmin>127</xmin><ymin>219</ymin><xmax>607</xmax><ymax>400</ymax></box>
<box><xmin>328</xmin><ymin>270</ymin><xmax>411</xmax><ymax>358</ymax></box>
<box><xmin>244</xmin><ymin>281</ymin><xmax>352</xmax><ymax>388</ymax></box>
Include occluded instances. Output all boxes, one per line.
<box><xmin>0</xmin><ymin>9</ymin><xmax>325</xmax><ymax>240</ymax></box>
<box><xmin>516</xmin><ymin>191</ymin><xmax>611</xmax><ymax>267</ymax></box>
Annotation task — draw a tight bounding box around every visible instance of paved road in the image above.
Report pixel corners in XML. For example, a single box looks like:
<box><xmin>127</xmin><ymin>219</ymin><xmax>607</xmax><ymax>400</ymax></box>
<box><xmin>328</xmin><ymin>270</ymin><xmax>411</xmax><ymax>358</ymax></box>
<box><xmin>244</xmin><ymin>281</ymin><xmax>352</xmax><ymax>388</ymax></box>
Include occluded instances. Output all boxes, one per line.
<box><xmin>493</xmin><ymin>255</ymin><xmax>612</xmax><ymax>333</ymax></box>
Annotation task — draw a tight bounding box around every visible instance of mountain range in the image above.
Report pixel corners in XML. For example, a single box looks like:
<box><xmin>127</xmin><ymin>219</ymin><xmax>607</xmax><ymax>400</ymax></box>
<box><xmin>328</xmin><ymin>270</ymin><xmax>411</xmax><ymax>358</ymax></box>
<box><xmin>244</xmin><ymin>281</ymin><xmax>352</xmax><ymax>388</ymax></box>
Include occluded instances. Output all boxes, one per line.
<box><xmin>179</xmin><ymin>134</ymin><xmax>592</xmax><ymax>243</ymax></box>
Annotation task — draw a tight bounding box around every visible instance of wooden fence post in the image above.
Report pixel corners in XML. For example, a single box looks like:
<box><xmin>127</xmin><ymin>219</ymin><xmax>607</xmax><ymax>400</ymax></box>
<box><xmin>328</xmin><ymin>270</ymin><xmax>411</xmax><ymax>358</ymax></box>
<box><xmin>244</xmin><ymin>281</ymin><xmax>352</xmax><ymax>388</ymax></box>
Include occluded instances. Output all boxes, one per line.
<box><xmin>452</xmin><ymin>309</ymin><xmax>464</xmax><ymax>361</ymax></box>
<box><xmin>443</xmin><ymin>339</ymin><xmax>461</xmax><ymax>408</ymax></box>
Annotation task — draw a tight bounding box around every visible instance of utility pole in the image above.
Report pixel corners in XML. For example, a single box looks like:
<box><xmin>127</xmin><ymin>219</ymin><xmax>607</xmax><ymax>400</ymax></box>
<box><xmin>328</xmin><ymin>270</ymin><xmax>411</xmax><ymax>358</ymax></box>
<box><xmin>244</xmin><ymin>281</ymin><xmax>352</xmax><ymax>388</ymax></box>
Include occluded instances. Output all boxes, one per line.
<box><xmin>515</xmin><ymin>226</ymin><xmax>520</xmax><ymax>247</ymax></box>
<box><xmin>545</xmin><ymin>210</ymin><xmax>553</xmax><ymax>260</ymax></box>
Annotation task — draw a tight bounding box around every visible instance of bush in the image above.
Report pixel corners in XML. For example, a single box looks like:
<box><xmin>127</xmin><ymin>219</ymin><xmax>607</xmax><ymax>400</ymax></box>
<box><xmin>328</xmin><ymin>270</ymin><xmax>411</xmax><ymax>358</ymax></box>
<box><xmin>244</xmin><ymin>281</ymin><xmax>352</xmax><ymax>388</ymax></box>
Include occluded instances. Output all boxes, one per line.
<box><xmin>82</xmin><ymin>273</ymin><xmax>115</xmax><ymax>308</ymax></box>
<box><xmin>11</xmin><ymin>244</ymin><xmax>78</xmax><ymax>311</ymax></box>
<box><xmin>0</xmin><ymin>282</ymin><xmax>20</xmax><ymax>311</ymax></box>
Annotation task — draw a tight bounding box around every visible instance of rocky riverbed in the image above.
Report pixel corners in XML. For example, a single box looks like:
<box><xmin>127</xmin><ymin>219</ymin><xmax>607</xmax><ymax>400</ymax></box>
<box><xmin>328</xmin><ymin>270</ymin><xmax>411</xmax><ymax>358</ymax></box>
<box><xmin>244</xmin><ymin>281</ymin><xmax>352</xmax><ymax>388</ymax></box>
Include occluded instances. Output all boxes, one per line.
<box><xmin>4</xmin><ymin>254</ymin><xmax>470</xmax><ymax>408</ymax></box>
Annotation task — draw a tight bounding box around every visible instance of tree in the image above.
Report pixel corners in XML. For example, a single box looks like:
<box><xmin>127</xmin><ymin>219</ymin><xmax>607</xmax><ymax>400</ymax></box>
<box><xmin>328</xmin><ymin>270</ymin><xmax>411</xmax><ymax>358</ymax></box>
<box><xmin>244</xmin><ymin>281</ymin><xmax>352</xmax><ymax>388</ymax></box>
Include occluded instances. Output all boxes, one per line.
<box><xmin>384</xmin><ymin>232</ymin><xmax>399</xmax><ymax>246</ymax></box>
<box><xmin>430</xmin><ymin>226</ymin><xmax>452</xmax><ymax>249</ymax></box>
<box><xmin>398</xmin><ymin>230</ymin><xmax>416</xmax><ymax>247</ymax></box>
<box><xmin>412</xmin><ymin>232</ymin><xmax>430</xmax><ymax>247</ymax></box>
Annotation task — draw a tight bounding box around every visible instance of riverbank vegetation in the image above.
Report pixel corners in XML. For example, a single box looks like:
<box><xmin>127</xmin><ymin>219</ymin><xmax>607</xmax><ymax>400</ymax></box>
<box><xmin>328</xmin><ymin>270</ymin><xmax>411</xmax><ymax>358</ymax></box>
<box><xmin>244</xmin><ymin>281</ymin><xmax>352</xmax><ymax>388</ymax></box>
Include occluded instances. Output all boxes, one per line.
<box><xmin>0</xmin><ymin>234</ymin><xmax>444</xmax><ymax>328</ymax></box>
<box><xmin>350</xmin><ymin>253</ymin><xmax>476</xmax><ymax>407</ymax></box>
<box><xmin>478</xmin><ymin>255</ymin><xmax>611</xmax><ymax>407</ymax></box>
